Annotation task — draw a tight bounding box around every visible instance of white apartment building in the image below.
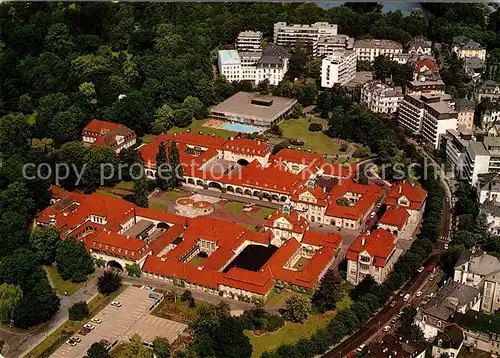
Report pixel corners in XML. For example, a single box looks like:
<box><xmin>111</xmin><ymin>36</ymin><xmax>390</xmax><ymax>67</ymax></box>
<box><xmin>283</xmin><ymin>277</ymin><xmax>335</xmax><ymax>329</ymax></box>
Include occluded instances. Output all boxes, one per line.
<box><xmin>218</xmin><ymin>50</ymin><xmax>242</xmax><ymax>82</ymax></box>
<box><xmin>236</xmin><ymin>31</ymin><xmax>263</xmax><ymax>52</ymax></box>
<box><xmin>477</xmin><ymin>173</ymin><xmax>500</xmax><ymax>204</ymax></box>
<box><xmin>455</xmin><ymin>98</ymin><xmax>475</xmax><ymax>130</ymax></box>
<box><xmin>312</xmin><ymin>35</ymin><xmax>354</xmax><ymax>57</ymax></box>
<box><xmin>462</xmin><ymin>137</ymin><xmax>500</xmax><ymax>186</ymax></box>
<box><xmin>398</xmin><ymin>93</ymin><xmax>457</xmax><ymax>149</ymax></box>
<box><xmin>353</xmin><ymin>39</ymin><xmax>403</xmax><ymax>63</ymax></box>
<box><xmin>453</xmin><ymin>36</ymin><xmax>487</xmax><ymax>61</ymax></box>
<box><xmin>475</xmin><ymin>80</ymin><xmax>500</xmax><ymax>102</ymax></box>
<box><xmin>454</xmin><ymin>250</ymin><xmax>500</xmax><ymax>314</ymax></box>
<box><xmin>320</xmin><ymin>50</ymin><xmax>357</xmax><ymax>88</ymax></box>
<box><xmin>218</xmin><ymin>44</ymin><xmax>290</xmax><ymax>86</ymax></box>
<box><xmin>273</xmin><ymin>21</ymin><xmax>338</xmax><ymax>48</ymax></box>
<box><xmin>444</xmin><ymin>128</ymin><xmax>474</xmax><ymax>175</ymax></box>
<box><xmin>360</xmin><ymin>80</ymin><xmax>403</xmax><ymax>114</ymax></box>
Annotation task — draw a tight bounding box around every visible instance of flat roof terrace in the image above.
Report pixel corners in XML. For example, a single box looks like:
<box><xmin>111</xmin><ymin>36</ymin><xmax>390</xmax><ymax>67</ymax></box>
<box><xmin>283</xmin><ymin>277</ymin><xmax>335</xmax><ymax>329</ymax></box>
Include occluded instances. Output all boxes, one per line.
<box><xmin>211</xmin><ymin>92</ymin><xmax>297</xmax><ymax>125</ymax></box>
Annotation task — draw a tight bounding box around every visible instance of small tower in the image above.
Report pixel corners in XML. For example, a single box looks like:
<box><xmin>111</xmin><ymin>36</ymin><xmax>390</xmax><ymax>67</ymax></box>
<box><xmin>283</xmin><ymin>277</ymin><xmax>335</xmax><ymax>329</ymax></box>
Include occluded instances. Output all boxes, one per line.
<box><xmin>282</xmin><ymin>199</ymin><xmax>292</xmax><ymax>215</ymax></box>
<box><xmin>306</xmin><ymin>174</ymin><xmax>316</xmax><ymax>190</ymax></box>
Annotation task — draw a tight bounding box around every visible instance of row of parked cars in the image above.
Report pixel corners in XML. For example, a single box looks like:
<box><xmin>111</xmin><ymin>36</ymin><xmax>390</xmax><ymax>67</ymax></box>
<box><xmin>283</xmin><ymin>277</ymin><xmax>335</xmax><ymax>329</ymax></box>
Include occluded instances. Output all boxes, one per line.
<box><xmin>66</xmin><ymin>301</ymin><xmax>122</xmax><ymax>347</ymax></box>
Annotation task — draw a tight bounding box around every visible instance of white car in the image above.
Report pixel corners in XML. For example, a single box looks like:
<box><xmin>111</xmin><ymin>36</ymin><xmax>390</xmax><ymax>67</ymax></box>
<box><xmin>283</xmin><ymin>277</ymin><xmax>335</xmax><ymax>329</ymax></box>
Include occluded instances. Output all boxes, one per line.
<box><xmin>66</xmin><ymin>340</ymin><xmax>77</xmax><ymax>346</ymax></box>
<box><xmin>382</xmin><ymin>325</ymin><xmax>391</xmax><ymax>332</ymax></box>
<box><xmin>416</xmin><ymin>291</ymin><xmax>423</xmax><ymax>297</ymax></box>
<box><xmin>72</xmin><ymin>336</ymin><xmax>82</xmax><ymax>343</ymax></box>
<box><xmin>369</xmin><ymin>212</ymin><xmax>376</xmax><ymax>219</ymax></box>
<box><xmin>357</xmin><ymin>344</ymin><xmax>366</xmax><ymax>352</ymax></box>
<box><xmin>83</xmin><ymin>323</ymin><xmax>95</xmax><ymax>330</ymax></box>
<box><xmin>111</xmin><ymin>301</ymin><xmax>122</xmax><ymax>307</ymax></box>
<box><xmin>91</xmin><ymin>318</ymin><xmax>102</xmax><ymax>324</ymax></box>
<box><xmin>417</xmin><ymin>266</ymin><xmax>424</xmax><ymax>273</ymax></box>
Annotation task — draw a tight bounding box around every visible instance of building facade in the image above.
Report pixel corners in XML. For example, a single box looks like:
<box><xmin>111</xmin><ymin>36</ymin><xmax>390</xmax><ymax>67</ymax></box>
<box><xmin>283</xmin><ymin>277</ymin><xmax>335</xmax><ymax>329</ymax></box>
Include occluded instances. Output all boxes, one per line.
<box><xmin>361</xmin><ymin>80</ymin><xmax>404</xmax><ymax>114</ymax></box>
<box><xmin>82</xmin><ymin>120</ymin><xmax>136</xmax><ymax>154</ymax></box>
<box><xmin>354</xmin><ymin>39</ymin><xmax>404</xmax><ymax>63</ymax></box>
<box><xmin>236</xmin><ymin>31</ymin><xmax>263</xmax><ymax>52</ymax></box>
<box><xmin>273</xmin><ymin>21</ymin><xmax>338</xmax><ymax>48</ymax></box>
<box><xmin>320</xmin><ymin>50</ymin><xmax>357</xmax><ymax>87</ymax></box>
<box><xmin>453</xmin><ymin>36</ymin><xmax>487</xmax><ymax>60</ymax></box>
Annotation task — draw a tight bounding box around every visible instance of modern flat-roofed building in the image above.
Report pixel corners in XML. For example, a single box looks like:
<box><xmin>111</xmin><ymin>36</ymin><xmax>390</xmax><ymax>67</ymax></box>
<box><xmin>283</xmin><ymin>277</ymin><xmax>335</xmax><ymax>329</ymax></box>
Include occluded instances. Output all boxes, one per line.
<box><xmin>236</xmin><ymin>31</ymin><xmax>263</xmax><ymax>52</ymax></box>
<box><xmin>313</xmin><ymin>35</ymin><xmax>353</xmax><ymax>57</ymax></box>
<box><xmin>361</xmin><ymin>80</ymin><xmax>403</xmax><ymax>114</ymax></box>
<box><xmin>354</xmin><ymin>39</ymin><xmax>403</xmax><ymax>63</ymax></box>
<box><xmin>407</xmin><ymin>78</ymin><xmax>446</xmax><ymax>95</ymax></box>
<box><xmin>398</xmin><ymin>93</ymin><xmax>457</xmax><ymax>149</ymax></box>
<box><xmin>443</xmin><ymin>128</ymin><xmax>474</xmax><ymax>175</ymax></box>
<box><xmin>273</xmin><ymin>21</ymin><xmax>338</xmax><ymax>48</ymax></box>
<box><xmin>321</xmin><ymin>50</ymin><xmax>357</xmax><ymax>87</ymax></box>
<box><xmin>218</xmin><ymin>50</ymin><xmax>242</xmax><ymax>82</ymax></box>
<box><xmin>210</xmin><ymin>91</ymin><xmax>297</xmax><ymax>128</ymax></box>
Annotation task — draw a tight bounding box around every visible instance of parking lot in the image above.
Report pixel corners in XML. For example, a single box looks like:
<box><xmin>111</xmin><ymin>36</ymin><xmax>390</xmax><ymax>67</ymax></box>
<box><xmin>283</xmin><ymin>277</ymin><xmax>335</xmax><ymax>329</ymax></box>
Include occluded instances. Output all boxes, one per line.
<box><xmin>51</xmin><ymin>286</ymin><xmax>187</xmax><ymax>358</ymax></box>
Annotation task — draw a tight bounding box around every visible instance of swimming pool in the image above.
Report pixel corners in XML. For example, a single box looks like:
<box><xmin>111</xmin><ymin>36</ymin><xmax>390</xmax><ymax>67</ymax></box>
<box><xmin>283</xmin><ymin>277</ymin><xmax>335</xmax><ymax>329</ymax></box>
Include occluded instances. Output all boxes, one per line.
<box><xmin>222</xmin><ymin>122</ymin><xmax>262</xmax><ymax>133</ymax></box>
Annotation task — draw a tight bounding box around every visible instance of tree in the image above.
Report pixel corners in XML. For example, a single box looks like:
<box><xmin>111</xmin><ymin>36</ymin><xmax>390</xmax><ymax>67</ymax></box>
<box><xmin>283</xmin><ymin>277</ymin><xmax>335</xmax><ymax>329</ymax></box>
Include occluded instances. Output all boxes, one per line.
<box><xmin>350</xmin><ymin>275</ymin><xmax>377</xmax><ymax>300</ymax></box>
<box><xmin>397</xmin><ymin>307</ymin><xmax>424</xmax><ymax>342</ymax></box>
<box><xmin>97</xmin><ymin>271</ymin><xmax>122</xmax><ymax>296</ymax></box>
<box><xmin>55</xmin><ymin>238</ymin><xmax>95</xmax><ymax>282</ymax></box>
<box><xmin>125</xmin><ymin>263</ymin><xmax>142</xmax><ymax>278</ymax></box>
<box><xmin>308</xmin><ymin>123</ymin><xmax>322</xmax><ymax>132</ymax></box>
<box><xmin>48</xmin><ymin>105</ymin><xmax>87</xmax><ymax>146</ymax></box>
<box><xmin>0</xmin><ymin>283</ymin><xmax>23</xmax><ymax>324</ymax></box>
<box><xmin>311</xmin><ymin>271</ymin><xmax>344</xmax><ymax>313</ymax></box>
<box><xmin>168</xmin><ymin>141</ymin><xmax>183</xmax><ymax>188</ymax></box>
<box><xmin>81</xmin><ymin>146</ymin><xmax>119</xmax><ymax>193</ymax></box>
<box><xmin>0</xmin><ymin>113</ymin><xmax>31</xmax><ymax>157</ymax></box>
<box><xmin>152</xmin><ymin>104</ymin><xmax>174</xmax><ymax>134</ymax></box>
<box><xmin>172</xmin><ymin>108</ymin><xmax>193</xmax><ymax>128</ymax></box>
<box><xmin>183</xmin><ymin>96</ymin><xmax>206</xmax><ymax>120</ymax></box>
<box><xmin>181</xmin><ymin>289</ymin><xmax>196</xmax><ymax>308</ymax></box>
<box><xmin>87</xmin><ymin>342</ymin><xmax>110</xmax><ymax>358</ymax></box>
<box><xmin>116</xmin><ymin>334</ymin><xmax>152</xmax><ymax>358</ymax></box>
<box><xmin>336</xmin><ymin>197</ymin><xmax>351</xmax><ymax>207</ymax></box>
<box><xmin>152</xmin><ymin>337</ymin><xmax>171</xmax><ymax>358</ymax></box>
<box><xmin>283</xmin><ymin>295</ymin><xmax>311</xmax><ymax>323</ymax></box>
<box><xmin>156</xmin><ymin>141</ymin><xmax>170</xmax><ymax>190</ymax></box>
<box><xmin>29</xmin><ymin>226</ymin><xmax>61</xmax><ymax>265</ymax></box>
<box><xmin>118</xmin><ymin>147</ymin><xmax>144</xmax><ymax>182</ymax></box>
<box><xmin>271</xmin><ymin>140</ymin><xmax>290</xmax><ymax>155</ymax></box>
<box><xmin>69</xmin><ymin>301</ymin><xmax>89</xmax><ymax>321</ymax></box>
<box><xmin>45</xmin><ymin>23</ymin><xmax>74</xmax><ymax>54</ymax></box>
<box><xmin>133</xmin><ymin>177</ymin><xmax>149</xmax><ymax>208</ymax></box>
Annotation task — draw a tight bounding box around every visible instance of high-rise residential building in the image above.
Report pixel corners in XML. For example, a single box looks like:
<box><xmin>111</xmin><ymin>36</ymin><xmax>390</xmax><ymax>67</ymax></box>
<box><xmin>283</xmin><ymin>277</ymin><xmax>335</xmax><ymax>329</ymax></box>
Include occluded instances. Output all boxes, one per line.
<box><xmin>312</xmin><ymin>35</ymin><xmax>354</xmax><ymax>57</ymax></box>
<box><xmin>320</xmin><ymin>50</ymin><xmax>357</xmax><ymax>88</ymax></box>
<box><xmin>360</xmin><ymin>80</ymin><xmax>403</xmax><ymax>114</ymax></box>
<box><xmin>236</xmin><ymin>31</ymin><xmax>263</xmax><ymax>52</ymax></box>
<box><xmin>398</xmin><ymin>93</ymin><xmax>457</xmax><ymax>149</ymax></box>
<box><xmin>273</xmin><ymin>21</ymin><xmax>338</xmax><ymax>48</ymax></box>
<box><xmin>463</xmin><ymin>137</ymin><xmax>500</xmax><ymax>186</ymax></box>
<box><xmin>353</xmin><ymin>39</ymin><xmax>404</xmax><ymax>62</ymax></box>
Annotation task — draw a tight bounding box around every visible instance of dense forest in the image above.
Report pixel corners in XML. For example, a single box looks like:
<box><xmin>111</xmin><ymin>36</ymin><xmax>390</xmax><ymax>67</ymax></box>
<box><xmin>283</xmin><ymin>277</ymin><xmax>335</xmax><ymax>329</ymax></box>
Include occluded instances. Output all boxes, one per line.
<box><xmin>0</xmin><ymin>0</ymin><xmax>498</xmax><ymax>347</ymax></box>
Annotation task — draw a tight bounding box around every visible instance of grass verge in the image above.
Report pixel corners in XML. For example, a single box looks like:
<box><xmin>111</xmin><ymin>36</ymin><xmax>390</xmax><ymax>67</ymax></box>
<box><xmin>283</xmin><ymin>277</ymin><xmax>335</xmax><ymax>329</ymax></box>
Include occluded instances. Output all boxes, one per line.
<box><xmin>169</xmin><ymin>118</ymin><xmax>235</xmax><ymax>139</ymax></box>
<box><xmin>163</xmin><ymin>191</ymin><xmax>187</xmax><ymax>201</ymax></box>
<box><xmin>249</xmin><ymin>207</ymin><xmax>275</xmax><ymax>220</ymax></box>
<box><xmin>25</xmin><ymin>287</ymin><xmax>126</xmax><ymax>358</ymax></box>
<box><xmin>45</xmin><ymin>266</ymin><xmax>94</xmax><ymax>296</ymax></box>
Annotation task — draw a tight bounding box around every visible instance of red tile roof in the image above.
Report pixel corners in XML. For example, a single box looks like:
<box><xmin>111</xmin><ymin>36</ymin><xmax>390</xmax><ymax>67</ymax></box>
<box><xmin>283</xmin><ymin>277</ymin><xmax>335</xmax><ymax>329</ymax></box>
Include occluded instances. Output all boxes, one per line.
<box><xmin>379</xmin><ymin>206</ymin><xmax>410</xmax><ymax>230</ymax></box>
<box><xmin>385</xmin><ymin>183</ymin><xmax>427</xmax><ymax>211</ymax></box>
<box><xmin>302</xmin><ymin>231</ymin><xmax>343</xmax><ymax>248</ymax></box>
<box><xmin>89</xmin><ymin>231</ymin><xmax>150</xmax><ymax>260</ymax></box>
<box><xmin>135</xmin><ymin>207</ymin><xmax>188</xmax><ymax>227</ymax></box>
<box><xmin>223</xmin><ymin>137</ymin><xmax>271</xmax><ymax>156</ymax></box>
<box><xmin>84</xmin><ymin>119</ymin><xmax>123</xmax><ymax>133</ymax></box>
<box><xmin>326</xmin><ymin>180</ymin><xmax>383</xmax><ymax>221</ymax></box>
<box><xmin>221</xmin><ymin>267</ymin><xmax>274</xmax><ymax>295</ymax></box>
<box><xmin>150</xmin><ymin>225</ymin><xmax>186</xmax><ymax>256</ymax></box>
<box><xmin>83</xmin><ymin>120</ymin><xmax>136</xmax><ymax>148</ymax></box>
<box><xmin>271</xmin><ymin>149</ymin><xmax>324</xmax><ymax>165</ymax></box>
<box><xmin>415</xmin><ymin>58</ymin><xmax>439</xmax><ymax>74</ymax></box>
<box><xmin>346</xmin><ymin>229</ymin><xmax>396</xmax><ymax>267</ymax></box>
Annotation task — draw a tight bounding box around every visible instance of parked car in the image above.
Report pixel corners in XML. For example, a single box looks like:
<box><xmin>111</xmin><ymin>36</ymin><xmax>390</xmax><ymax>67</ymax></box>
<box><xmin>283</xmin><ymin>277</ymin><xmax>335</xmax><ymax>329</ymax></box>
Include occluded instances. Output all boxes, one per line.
<box><xmin>72</xmin><ymin>336</ymin><xmax>82</xmax><ymax>343</ymax></box>
<box><xmin>290</xmin><ymin>139</ymin><xmax>305</xmax><ymax>146</ymax></box>
<box><xmin>66</xmin><ymin>339</ymin><xmax>77</xmax><ymax>346</ymax></box>
<box><xmin>444</xmin><ymin>243</ymin><xmax>449</xmax><ymax>250</ymax></box>
<box><xmin>403</xmin><ymin>294</ymin><xmax>411</xmax><ymax>302</ymax></box>
<box><xmin>83</xmin><ymin>323</ymin><xmax>95</xmax><ymax>330</ymax></box>
<box><xmin>391</xmin><ymin>318</ymin><xmax>397</xmax><ymax>324</ymax></box>
<box><xmin>99</xmin><ymin>339</ymin><xmax>111</xmax><ymax>349</ymax></box>
<box><xmin>417</xmin><ymin>266</ymin><xmax>425</xmax><ymax>273</ymax></box>
<box><xmin>390</xmin><ymin>301</ymin><xmax>396</xmax><ymax>307</ymax></box>
<box><xmin>91</xmin><ymin>318</ymin><xmax>102</xmax><ymax>324</ymax></box>
<box><xmin>243</xmin><ymin>203</ymin><xmax>254</xmax><ymax>209</ymax></box>
<box><xmin>416</xmin><ymin>291</ymin><xmax>423</xmax><ymax>297</ymax></box>
<box><xmin>356</xmin><ymin>344</ymin><xmax>366</xmax><ymax>352</ymax></box>
<box><xmin>78</xmin><ymin>328</ymin><xmax>91</xmax><ymax>336</ymax></box>
<box><xmin>428</xmin><ymin>275</ymin><xmax>435</xmax><ymax>281</ymax></box>
<box><xmin>369</xmin><ymin>212</ymin><xmax>376</xmax><ymax>219</ymax></box>
<box><xmin>111</xmin><ymin>301</ymin><xmax>122</xmax><ymax>307</ymax></box>
<box><xmin>382</xmin><ymin>325</ymin><xmax>391</xmax><ymax>332</ymax></box>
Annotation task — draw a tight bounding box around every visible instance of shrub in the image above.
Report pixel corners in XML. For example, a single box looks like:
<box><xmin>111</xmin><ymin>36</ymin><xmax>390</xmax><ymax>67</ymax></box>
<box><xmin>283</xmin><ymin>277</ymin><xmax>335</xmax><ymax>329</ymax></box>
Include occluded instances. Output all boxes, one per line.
<box><xmin>340</xmin><ymin>143</ymin><xmax>348</xmax><ymax>152</ymax></box>
<box><xmin>308</xmin><ymin>123</ymin><xmax>323</xmax><ymax>132</ymax></box>
<box><xmin>97</xmin><ymin>271</ymin><xmax>122</xmax><ymax>296</ymax></box>
<box><xmin>69</xmin><ymin>301</ymin><xmax>89</xmax><ymax>321</ymax></box>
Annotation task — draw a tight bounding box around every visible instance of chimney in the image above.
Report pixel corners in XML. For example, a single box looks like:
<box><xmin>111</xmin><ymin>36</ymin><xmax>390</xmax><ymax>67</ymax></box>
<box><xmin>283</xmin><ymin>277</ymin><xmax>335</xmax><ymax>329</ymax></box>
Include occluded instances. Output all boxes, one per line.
<box><xmin>257</xmin><ymin>140</ymin><xmax>261</xmax><ymax>145</ymax></box>
<box><xmin>361</xmin><ymin>237</ymin><xmax>366</xmax><ymax>246</ymax></box>
<box><xmin>398</xmin><ymin>186</ymin><xmax>402</xmax><ymax>194</ymax></box>
<box><xmin>230</xmin><ymin>137</ymin><xmax>234</xmax><ymax>141</ymax></box>
<box><xmin>411</xmin><ymin>182</ymin><xmax>415</xmax><ymax>188</ymax></box>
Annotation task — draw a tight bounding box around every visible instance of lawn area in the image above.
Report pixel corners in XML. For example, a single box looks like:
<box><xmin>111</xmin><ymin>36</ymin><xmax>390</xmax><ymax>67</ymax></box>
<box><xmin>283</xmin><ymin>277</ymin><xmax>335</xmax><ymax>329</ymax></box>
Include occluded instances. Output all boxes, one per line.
<box><xmin>293</xmin><ymin>257</ymin><xmax>310</xmax><ymax>271</ymax></box>
<box><xmin>152</xmin><ymin>296</ymin><xmax>202</xmax><ymax>323</ymax></box>
<box><xmin>115</xmin><ymin>181</ymin><xmax>134</xmax><ymax>191</ymax></box>
<box><xmin>225</xmin><ymin>201</ymin><xmax>244</xmax><ymax>213</ymax></box>
<box><xmin>96</xmin><ymin>189</ymin><xmax>120</xmax><ymax>198</ymax></box>
<box><xmin>188</xmin><ymin>256</ymin><xmax>206</xmax><ymax>267</ymax></box>
<box><xmin>169</xmin><ymin>118</ymin><xmax>235</xmax><ymax>139</ymax></box>
<box><xmin>26</xmin><ymin>287</ymin><xmax>125</xmax><ymax>358</ymax></box>
<box><xmin>279</xmin><ymin>118</ymin><xmax>340</xmax><ymax>156</ymax></box>
<box><xmin>245</xmin><ymin>314</ymin><xmax>329</xmax><ymax>358</ymax></box>
<box><xmin>162</xmin><ymin>190</ymin><xmax>187</xmax><ymax>201</ymax></box>
<box><xmin>150</xmin><ymin>202</ymin><xmax>170</xmax><ymax>212</ymax></box>
<box><xmin>249</xmin><ymin>207</ymin><xmax>275</xmax><ymax>219</ymax></box>
<box><xmin>266</xmin><ymin>291</ymin><xmax>304</xmax><ymax>310</ymax></box>
<box><xmin>45</xmin><ymin>266</ymin><xmax>94</xmax><ymax>296</ymax></box>
<box><xmin>141</xmin><ymin>134</ymin><xmax>156</xmax><ymax>144</ymax></box>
